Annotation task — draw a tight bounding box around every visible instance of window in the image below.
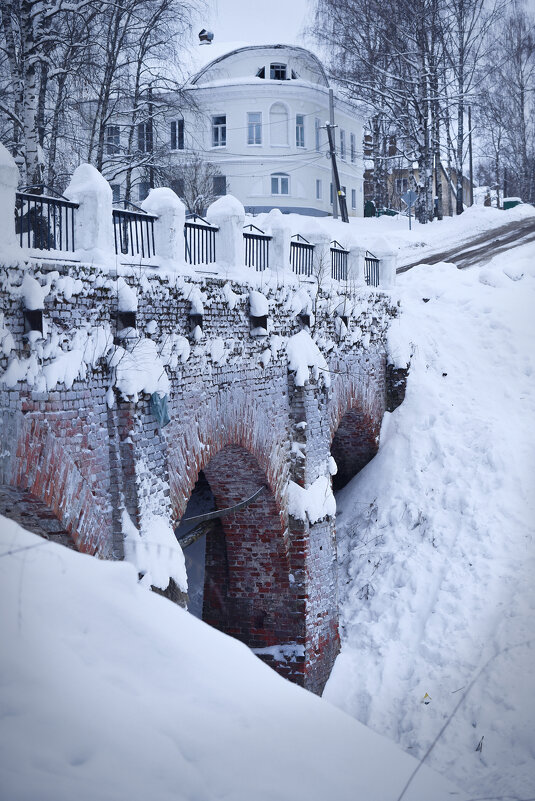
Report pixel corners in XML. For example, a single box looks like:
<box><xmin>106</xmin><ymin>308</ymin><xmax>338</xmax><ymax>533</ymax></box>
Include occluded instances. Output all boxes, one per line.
<box><xmin>291</xmin><ymin>69</ymin><xmax>298</xmax><ymax>79</ymax></box>
<box><xmin>316</xmin><ymin>179</ymin><xmax>322</xmax><ymax>200</ymax></box>
<box><xmin>171</xmin><ymin>119</ymin><xmax>184</xmax><ymax>150</ymax></box>
<box><xmin>350</xmin><ymin>133</ymin><xmax>356</xmax><ymax>163</ymax></box>
<box><xmin>138</xmin><ymin>181</ymin><xmax>150</xmax><ymax>201</ymax></box>
<box><xmin>110</xmin><ymin>183</ymin><xmax>121</xmax><ymax>204</ymax></box>
<box><xmin>351</xmin><ymin>188</ymin><xmax>356</xmax><ymax>209</ymax></box>
<box><xmin>395</xmin><ymin>177</ymin><xmax>409</xmax><ymax>194</ymax></box>
<box><xmin>270</xmin><ymin>63</ymin><xmax>286</xmax><ymax>80</ymax></box>
<box><xmin>271</xmin><ymin>173</ymin><xmax>289</xmax><ymax>195</ymax></box>
<box><xmin>256</xmin><ymin>66</ymin><xmax>265</xmax><ymax>78</ymax></box>
<box><xmin>247</xmin><ymin>112</ymin><xmax>262</xmax><ymax>145</ymax></box>
<box><xmin>340</xmin><ymin>129</ymin><xmax>346</xmax><ymax>160</ymax></box>
<box><xmin>137</xmin><ymin>122</ymin><xmax>152</xmax><ymax>153</ymax></box>
<box><xmin>315</xmin><ymin>118</ymin><xmax>321</xmax><ymax>151</ymax></box>
<box><xmin>213</xmin><ymin>175</ymin><xmax>226</xmax><ymax>196</ymax></box>
<box><xmin>106</xmin><ymin>125</ymin><xmax>120</xmax><ymax>155</ymax></box>
<box><xmin>296</xmin><ymin>114</ymin><xmax>305</xmax><ymax>148</ymax></box>
<box><xmin>212</xmin><ymin>115</ymin><xmax>226</xmax><ymax>147</ymax></box>
<box><xmin>270</xmin><ymin>103</ymin><xmax>288</xmax><ymax>146</ymax></box>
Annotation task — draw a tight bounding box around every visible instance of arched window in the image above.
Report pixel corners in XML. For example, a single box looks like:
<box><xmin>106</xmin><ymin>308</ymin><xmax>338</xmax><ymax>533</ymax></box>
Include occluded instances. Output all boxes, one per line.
<box><xmin>269</xmin><ymin>103</ymin><xmax>288</xmax><ymax>146</ymax></box>
<box><xmin>271</xmin><ymin>173</ymin><xmax>289</xmax><ymax>195</ymax></box>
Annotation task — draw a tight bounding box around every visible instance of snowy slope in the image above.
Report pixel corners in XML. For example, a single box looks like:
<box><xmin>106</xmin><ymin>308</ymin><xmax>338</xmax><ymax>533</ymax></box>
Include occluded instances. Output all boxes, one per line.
<box><xmin>325</xmin><ymin>241</ymin><xmax>535</xmax><ymax>796</ymax></box>
<box><xmin>0</xmin><ymin>517</ymin><xmax>463</xmax><ymax>801</ymax></box>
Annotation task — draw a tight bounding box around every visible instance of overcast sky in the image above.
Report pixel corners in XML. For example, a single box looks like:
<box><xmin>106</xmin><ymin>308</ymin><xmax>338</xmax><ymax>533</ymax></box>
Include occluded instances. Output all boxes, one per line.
<box><xmin>202</xmin><ymin>0</ymin><xmax>312</xmax><ymax>47</ymax></box>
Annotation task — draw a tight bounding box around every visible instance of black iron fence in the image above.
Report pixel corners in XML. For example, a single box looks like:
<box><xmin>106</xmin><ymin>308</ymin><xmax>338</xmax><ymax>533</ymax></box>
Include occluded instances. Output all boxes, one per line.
<box><xmin>243</xmin><ymin>224</ymin><xmax>271</xmax><ymax>271</ymax></box>
<box><xmin>112</xmin><ymin>205</ymin><xmax>156</xmax><ymax>259</ymax></box>
<box><xmin>364</xmin><ymin>251</ymin><xmax>380</xmax><ymax>287</ymax></box>
<box><xmin>184</xmin><ymin>214</ymin><xmax>218</xmax><ymax>265</ymax></box>
<box><xmin>331</xmin><ymin>240</ymin><xmax>349</xmax><ymax>281</ymax></box>
<box><xmin>15</xmin><ymin>189</ymin><xmax>78</xmax><ymax>252</ymax></box>
<box><xmin>290</xmin><ymin>234</ymin><xmax>315</xmax><ymax>276</ymax></box>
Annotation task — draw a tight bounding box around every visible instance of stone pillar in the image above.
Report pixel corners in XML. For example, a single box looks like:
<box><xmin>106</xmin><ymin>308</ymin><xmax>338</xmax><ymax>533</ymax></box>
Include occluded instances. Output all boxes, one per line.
<box><xmin>65</xmin><ymin>163</ymin><xmax>114</xmax><ymax>262</ymax></box>
<box><xmin>206</xmin><ymin>194</ymin><xmax>245</xmax><ymax>269</ymax></box>
<box><xmin>309</xmin><ymin>229</ymin><xmax>331</xmax><ymax>283</ymax></box>
<box><xmin>347</xmin><ymin>245</ymin><xmax>367</xmax><ymax>287</ymax></box>
<box><xmin>264</xmin><ymin>208</ymin><xmax>291</xmax><ymax>273</ymax></box>
<box><xmin>378</xmin><ymin>250</ymin><xmax>397</xmax><ymax>289</ymax></box>
<box><xmin>142</xmin><ymin>187</ymin><xmax>186</xmax><ymax>269</ymax></box>
<box><xmin>0</xmin><ymin>143</ymin><xmax>21</xmax><ymax>253</ymax></box>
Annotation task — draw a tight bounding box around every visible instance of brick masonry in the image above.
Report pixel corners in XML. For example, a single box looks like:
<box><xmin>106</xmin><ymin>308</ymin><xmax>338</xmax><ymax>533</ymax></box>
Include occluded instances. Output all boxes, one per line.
<box><xmin>0</xmin><ymin>258</ymin><xmax>405</xmax><ymax>694</ymax></box>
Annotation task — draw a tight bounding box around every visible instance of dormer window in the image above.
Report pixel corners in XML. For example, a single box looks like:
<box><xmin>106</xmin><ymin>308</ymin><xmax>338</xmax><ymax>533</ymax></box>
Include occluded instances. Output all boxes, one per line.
<box><xmin>256</xmin><ymin>66</ymin><xmax>265</xmax><ymax>78</ymax></box>
<box><xmin>291</xmin><ymin>69</ymin><xmax>298</xmax><ymax>79</ymax></box>
<box><xmin>270</xmin><ymin>63</ymin><xmax>286</xmax><ymax>80</ymax></box>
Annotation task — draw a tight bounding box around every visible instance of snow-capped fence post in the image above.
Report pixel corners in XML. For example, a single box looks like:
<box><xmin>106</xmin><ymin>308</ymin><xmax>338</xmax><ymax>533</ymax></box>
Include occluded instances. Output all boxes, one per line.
<box><xmin>142</xmin><ymin>188</ymin><xmax>186</xmax><ymax>268</ymax></box>
<box><xmin>264</xmin><ymin>208</ymin><xmax>291</xmax><ymax>272</ymax></box>
<box><xmin>65</xmin><ymin>164</ymin><xmax>114</xmax><ymax>263</ymax></box>
<box><xmin>377</xmin><ymin>250</ymin><xmax>397</xmax><ymax>289</ymax></box>
<box><xmin>0</xmin><ymin>142</ymin><xmax>21</xmax><ymax>253</ymax></box>
<box><xmin>309</xmin><ymin>229</ymin><xmax>331</xmax><ymax>283</ymax></box>
<box><xmin>206</xmin><ymin>194</ymin><xmax>245</xmax><ymax>268</ymax></box>
<box><xmin>347</xmin><ymin>245</ymin><xmax>367</xmax><ymax>287</ymax></box>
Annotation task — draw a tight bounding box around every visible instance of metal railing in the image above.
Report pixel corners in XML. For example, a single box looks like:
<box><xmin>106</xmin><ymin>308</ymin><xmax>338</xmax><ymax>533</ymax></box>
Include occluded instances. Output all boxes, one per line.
<box><xmin>290</xmin><ymin>234</ymin><xmax>314</xmax><ymax>276</ymax></box>
<box><xmin>364</xmin><ymin>250</ymin><xmax>380</xmax><ymax>287</ymax></box>
<box><xmin>243</xmin><ymin>224</ymin><xmax>271</xmax><ymax>271</ymax></box>
<box><xmin>331</xmin><ymin>240</ymin><xmax>349</xmax><ymax>281</ymax></box>
<box><xmin>184</xmin><ymin>214</ymin><xmax>218</xmax><ymax>265</ymax></box>
<box><xmin>15</xmin><ymin>188</ymin><xmax>78</xmax><ymax>252</ymax></box>
<box><xmin>112</xmin><ymin>203</ymin><xmax>157</xmax><ymax>259</ymax></box>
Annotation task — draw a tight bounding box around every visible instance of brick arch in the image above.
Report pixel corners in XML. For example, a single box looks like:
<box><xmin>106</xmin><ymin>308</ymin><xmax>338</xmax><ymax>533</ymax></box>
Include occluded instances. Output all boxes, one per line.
<box><xmin>330</xmin><ymin>406</ymin><xmax>381</xmax><ymax>491</ymax></box>
<box><xmin>0</xmin><ymin>414</ymin><xmax>108</xmax><ymax>555</ymax></box>
<box><xmin>176</xmin><ymin>442</ymin><xmax>303</xmax><ymax>682</ymax></box>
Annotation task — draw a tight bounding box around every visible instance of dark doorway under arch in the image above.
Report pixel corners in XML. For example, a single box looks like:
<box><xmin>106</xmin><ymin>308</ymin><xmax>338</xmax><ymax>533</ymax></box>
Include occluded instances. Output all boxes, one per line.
<box><xmin>330</xmin><ymin>408</ymin><xmax>381</xmax><ymax>491</ymax></box>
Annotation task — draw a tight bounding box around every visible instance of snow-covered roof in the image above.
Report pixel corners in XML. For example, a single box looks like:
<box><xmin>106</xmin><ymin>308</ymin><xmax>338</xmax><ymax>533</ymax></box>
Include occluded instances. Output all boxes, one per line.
<box><xmin>187</xmin><ymin>43</ymin><xmax>329</xmax><ymax>88</ymax></box>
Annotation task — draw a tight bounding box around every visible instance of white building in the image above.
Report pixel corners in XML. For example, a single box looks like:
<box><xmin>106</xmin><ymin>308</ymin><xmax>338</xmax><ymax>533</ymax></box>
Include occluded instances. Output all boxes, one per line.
<box><xmin>107</xmin><ymin>44</ymin><xmax>365</xmax><ymax>217</ymax></box>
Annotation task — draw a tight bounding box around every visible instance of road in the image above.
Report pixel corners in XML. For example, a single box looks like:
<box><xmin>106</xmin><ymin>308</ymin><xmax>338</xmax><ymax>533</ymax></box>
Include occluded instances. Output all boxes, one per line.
<box><xmin>397</xmin><ymin>215</ymin><xmax>535</xmax><ymax>273</ymax></box>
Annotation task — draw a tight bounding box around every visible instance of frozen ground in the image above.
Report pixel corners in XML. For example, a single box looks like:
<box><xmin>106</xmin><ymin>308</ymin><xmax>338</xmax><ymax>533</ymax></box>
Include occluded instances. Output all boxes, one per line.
<box><xmin>325</xmin><ymin>237</ymin><xmax>535</xmax><ymax>796</ymax></box>
<box><xmin>0</xmin><ymin>517</ymin><xmax>462</xmax><ymax>801</ymax></box>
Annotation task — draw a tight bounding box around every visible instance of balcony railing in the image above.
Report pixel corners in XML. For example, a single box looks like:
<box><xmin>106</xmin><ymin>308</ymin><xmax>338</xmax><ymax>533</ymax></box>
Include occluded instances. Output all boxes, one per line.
<box><xmin>243</xmin><ymin>224</ymin><xmax>271</xmax><ymax>271</ymax></box>
<box><xmin>184</xmin><ymin>214</ymin><xmax>218</xmax><ymax>265</ymax></box>
<box><xmin>15</xmin><ymin>188</ymin><xmax>78</xmax><ymax>252</ymax></box>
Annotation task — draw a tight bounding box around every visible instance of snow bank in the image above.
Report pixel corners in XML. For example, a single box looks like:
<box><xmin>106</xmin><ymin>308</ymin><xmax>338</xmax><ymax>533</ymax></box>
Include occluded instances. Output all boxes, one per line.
<box><xmin>326</xmin><ymin>238</ymin><xmax>535</xmax><ymax>797</ymax></box>
<box><xmin>0</xmin><ymin>516</ymin><xmax>463</xmax><ymax>801</ymax></box>
<box><xmin>288</xmin><ymin>475</ymin><xmax>336</xmax><ymax>523</ymax></box>
<box><xmin>122</xmin><ymin>509</ymin><xmax>187</xmax><ymax>592</ymax></box>
<box><xmin>286</xmin><ymin>330</ymin><xmax>330</xmax><ymax>387</ymax></box>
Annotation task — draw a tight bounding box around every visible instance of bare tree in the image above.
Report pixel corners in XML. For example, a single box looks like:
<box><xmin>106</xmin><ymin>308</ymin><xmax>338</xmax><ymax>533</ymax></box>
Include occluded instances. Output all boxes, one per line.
<box><xmin>163</xmin><ymin>154</ymin><xmax>225</xmax><ymax>215</ymax></box>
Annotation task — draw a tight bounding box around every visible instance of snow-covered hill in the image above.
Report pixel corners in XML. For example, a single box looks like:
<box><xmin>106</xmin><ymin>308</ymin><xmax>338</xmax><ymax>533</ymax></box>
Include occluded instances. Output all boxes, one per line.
<box><xmin>0</xmin><ymin>516</ymin><xmax>461</xmax><ymax>801</ymax></box>
<box><xmin>326</xmin><ymin>239</ymin><xmax>535</xmax><ymax>796</ymax></box>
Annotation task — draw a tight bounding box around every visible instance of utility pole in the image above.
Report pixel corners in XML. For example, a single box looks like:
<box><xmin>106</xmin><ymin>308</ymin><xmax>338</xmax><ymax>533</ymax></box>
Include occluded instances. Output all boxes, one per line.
<box><xmin>329</xmin><ymin>89</ymin><xmax>338</xmax><ymax>220</ymax></box>
<box><xmin>468</xmin><ymin>105</ymin><xmax>474</xmax><ymax>206</ymax></box>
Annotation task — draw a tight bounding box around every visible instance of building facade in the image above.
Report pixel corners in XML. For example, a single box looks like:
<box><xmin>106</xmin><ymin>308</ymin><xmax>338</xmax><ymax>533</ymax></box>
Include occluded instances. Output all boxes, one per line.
<box><xmin>106</xmin><ymin>44</ymin><xmax>365</xmax><ymax>217</ymax></box>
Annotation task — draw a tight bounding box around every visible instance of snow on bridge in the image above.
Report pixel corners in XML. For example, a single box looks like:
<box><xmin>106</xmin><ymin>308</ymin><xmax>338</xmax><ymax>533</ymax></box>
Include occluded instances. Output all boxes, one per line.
<box><xmin>0</xmin><ymin>144</ymin><xmax>405</xmax><ymax>693</ymax></box>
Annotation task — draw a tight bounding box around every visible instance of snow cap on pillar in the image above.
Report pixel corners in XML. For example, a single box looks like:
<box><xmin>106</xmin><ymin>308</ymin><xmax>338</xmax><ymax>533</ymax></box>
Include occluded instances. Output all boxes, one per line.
<box><xmin>65</xmin><ymin>163</ymin><xmax>114</xmax><ymax>263</ymax></box>
<box><xmin>0</xmin><ymin>143</ymin><xmax>21</xmax><ymax>253</ymax></box>
<box><xmin>206</xmin><ymin>194</ymin><xmax>245</xmax><ymax>269</ymax></box>
<box><xmin>142</xmin><ymin>187</ymin><xmax>186</xmax><ymax>269</ymax></box>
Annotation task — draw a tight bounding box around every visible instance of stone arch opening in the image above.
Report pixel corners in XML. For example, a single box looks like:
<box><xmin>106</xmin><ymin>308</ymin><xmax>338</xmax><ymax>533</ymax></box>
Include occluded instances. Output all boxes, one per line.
<box><xmin>330</xmin><ymin>407</ymin><xmax>381</xmax><ymax>491</ymax></box>
<box><xmin>176</xmin><ymin>444</ymin><xmax>302</xmax><ymax>680</ymax></box>
<box><xmin>0</xmin><ymin>416</ymin><xmax>107</xmax><ymax>555</ymax></box>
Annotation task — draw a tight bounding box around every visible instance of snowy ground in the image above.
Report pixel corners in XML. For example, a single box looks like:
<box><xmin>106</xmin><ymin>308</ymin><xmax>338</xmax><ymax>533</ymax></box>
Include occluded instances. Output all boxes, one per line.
<box><xmin>0</xmin><ymin>517</ymin><xmax>462</xmax><ymax>801</ymax></box>
<box><xmin>325</xmin><ymin>236</ymin><xmax>535</xmax><ymax>796</ymax></box>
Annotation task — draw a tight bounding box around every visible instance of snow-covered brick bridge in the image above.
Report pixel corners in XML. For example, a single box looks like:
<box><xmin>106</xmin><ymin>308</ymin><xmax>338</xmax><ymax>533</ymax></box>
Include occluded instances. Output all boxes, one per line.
<box><xmin>0</xmin><ymin>145</ymin><xmax>404</xmax><ymax>693</ymax></box>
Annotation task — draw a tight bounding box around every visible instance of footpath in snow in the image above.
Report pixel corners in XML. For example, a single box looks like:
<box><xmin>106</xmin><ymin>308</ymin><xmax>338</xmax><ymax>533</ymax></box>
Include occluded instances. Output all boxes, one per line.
<box><xmin>325</xmin><ymin>229</ymin><xmax>535</xmax><ymax>796</ymax></box>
